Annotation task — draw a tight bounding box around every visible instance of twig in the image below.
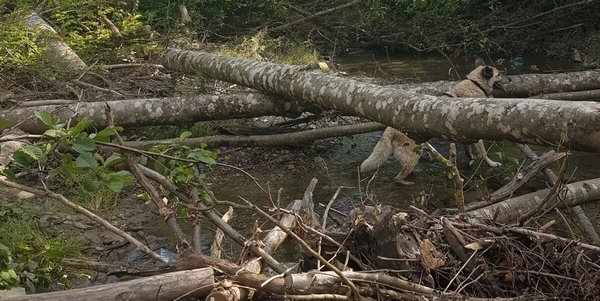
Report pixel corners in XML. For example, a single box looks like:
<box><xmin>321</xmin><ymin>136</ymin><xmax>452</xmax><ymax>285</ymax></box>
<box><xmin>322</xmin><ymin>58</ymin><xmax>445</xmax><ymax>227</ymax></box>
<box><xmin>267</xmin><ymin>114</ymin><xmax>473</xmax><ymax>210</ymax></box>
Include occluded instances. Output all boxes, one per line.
<box><xmin>508</xmin><ymin>227</ymin><xmax>600</xmax><ymax>253</ymax></box>
<box><xmin>71</xmin><ymin>79</ymin><xmax>123</xmax><ymax>96</ymax></box>
<box><xmin>423</xmin><ymin>142</ymin><xmax>465</xmax><ymax>213</ymax></box>
<box><xmin>322</xmin><ymin>186</ymin><xmax>351</xmax><ymax>229</ymax></box>
<box><xmin>270</xmin><ymin>0</ymin><xmax>360</xmax><ymax>32</ymax></box>
<box><xmin>104</xmin><ymin>103</ymin><xmax>190</xmax><ymax>250</ymax></box>
<box><xmin>210</xmin><ymin>206</ymin><xmax>233</xmax><ymax>259</ymax></box>
<box><xmin>517</xmin><ymin>153</ymin><xmax>567</xmax><ymax>225</ymax></box>
<box><xmin>239</xmin><ymin>183</ymin><xmax>364</xmax><ymax>301</ymax></box>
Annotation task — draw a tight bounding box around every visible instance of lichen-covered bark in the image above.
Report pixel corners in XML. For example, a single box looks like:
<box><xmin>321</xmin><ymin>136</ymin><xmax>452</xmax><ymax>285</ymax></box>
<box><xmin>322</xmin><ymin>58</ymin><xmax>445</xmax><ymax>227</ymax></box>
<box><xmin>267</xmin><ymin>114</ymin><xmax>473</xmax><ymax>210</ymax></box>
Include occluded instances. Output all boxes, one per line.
<box><xmin>0</xmin><ymin>93</ymin><xmax>311</xmax><ymax>134</ymax></box>
<box><xmin>391</xmin><ymin>70</ymin><xmax>600</xmax><ymax>98</ymax></box>
<box><xmin>161</xmin><ymin>48</ymin><xmax>600</xmax><ymax>152</ymax></box>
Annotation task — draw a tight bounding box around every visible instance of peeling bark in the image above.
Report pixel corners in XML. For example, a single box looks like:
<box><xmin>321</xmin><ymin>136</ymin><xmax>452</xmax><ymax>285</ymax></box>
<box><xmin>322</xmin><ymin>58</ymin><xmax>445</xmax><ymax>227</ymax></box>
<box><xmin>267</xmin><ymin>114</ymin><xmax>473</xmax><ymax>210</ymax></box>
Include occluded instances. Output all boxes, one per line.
<box><xmin>1</xmin><ymin>93</ymin><xmax>314</xmax><ymax>134</ymax></box>
<box><xmin>161</xmin><ymin>49</ymin><xmax>600</xmax><ymax>153</ymax></box>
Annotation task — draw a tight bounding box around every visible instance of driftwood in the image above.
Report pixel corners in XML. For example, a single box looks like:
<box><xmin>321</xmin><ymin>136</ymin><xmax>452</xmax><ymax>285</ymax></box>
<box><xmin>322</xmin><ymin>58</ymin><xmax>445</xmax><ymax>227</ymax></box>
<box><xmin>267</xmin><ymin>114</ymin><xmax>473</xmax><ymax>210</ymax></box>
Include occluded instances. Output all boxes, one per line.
<box><xmin>1</xmin><ymin>268</ymin><xmax>214</xmax><ymax>301</ymax></box>
<box><xmin>210</xmin><ymin>206</ymin><xmax>233</xmax><ymax>258</ymax></box>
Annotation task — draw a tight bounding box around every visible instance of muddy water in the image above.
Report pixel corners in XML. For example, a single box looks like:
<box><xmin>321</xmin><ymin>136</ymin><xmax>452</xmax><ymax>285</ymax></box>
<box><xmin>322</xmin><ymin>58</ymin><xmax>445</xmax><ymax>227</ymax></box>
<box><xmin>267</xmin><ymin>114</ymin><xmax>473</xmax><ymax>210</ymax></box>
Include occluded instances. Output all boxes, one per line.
<box><xmin>145</xmin><ymin>54</ymin><xmax>600</xmax><ymax>260</ymax></box>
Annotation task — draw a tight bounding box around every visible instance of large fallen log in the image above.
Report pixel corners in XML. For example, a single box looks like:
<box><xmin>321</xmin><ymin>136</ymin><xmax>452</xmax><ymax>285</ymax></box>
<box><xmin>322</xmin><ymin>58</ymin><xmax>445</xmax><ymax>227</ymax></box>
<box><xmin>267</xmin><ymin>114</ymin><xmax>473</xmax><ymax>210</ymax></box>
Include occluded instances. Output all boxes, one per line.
<box><xmin>392</xmin><ymin>69</ymin><xmax>600</xmax><ymax>98</ymax></box>
<box><xmin>1</xmin><ymin>268</ymin><xmax>214</xmax><ymax>301</ymax></box>
<box><xmin>161</xmin><ymin>48</ymin><xmax>600</xmax><ymax>153</ymax></box>
<box><xmin>0</xmin><ymin>92</ymin><xmax>314</xmax><ymax>134</ymax></box>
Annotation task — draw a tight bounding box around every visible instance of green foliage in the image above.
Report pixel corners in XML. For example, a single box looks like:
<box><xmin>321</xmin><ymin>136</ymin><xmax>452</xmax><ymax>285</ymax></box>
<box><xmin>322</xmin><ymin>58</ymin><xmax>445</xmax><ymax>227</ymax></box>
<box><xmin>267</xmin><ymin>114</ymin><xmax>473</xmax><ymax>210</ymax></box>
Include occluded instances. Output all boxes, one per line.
<box><xmin>1</xmin><ymin>112</ymin><xmax>132</xmax><ymax>194</ymax></box>
<box><xmin>0</xmin><ymin>217</ymin><xmax>80</xmax><ymax>293</ymax></box>
<box><xmin>144</xmin><ymin>132</ymin><xmax>216</xmax><ymax>209</ymax></box>
<box><xmin>0</xmin><ymin>19</ymin><xmax>48</xmax><ymax>69</ymax></box>
<box><xmin>218</xmin><ymin>30</ymin><xmax>318</xmax><ymax>64</ymax></box>
<box><xmin>0</xmin><ymin>14</ymin><xmax>60</xmax><ymax>89</ymax></box>
<box><xmin>35</xmin><ymin>0</ymin><xmax>146</xmax><ymax>62</ymax></box>
<box><xmin>397</xmin><ymin>0</ymin><xmax>473</xmax><ymax>15</ymax></box>
<box><xmin>138</xmin><ymin>0</ymin><xmax>286</xmax><ymax>33</ymax></box>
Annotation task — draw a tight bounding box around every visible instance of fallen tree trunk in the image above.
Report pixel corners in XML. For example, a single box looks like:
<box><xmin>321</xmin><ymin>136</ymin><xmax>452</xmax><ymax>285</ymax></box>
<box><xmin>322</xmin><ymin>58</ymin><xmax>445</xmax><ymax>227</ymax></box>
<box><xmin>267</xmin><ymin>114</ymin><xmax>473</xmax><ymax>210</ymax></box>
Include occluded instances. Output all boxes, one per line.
<box><xmin>22</xmin><ymin>12</ymin><xmax>89</xmax><ymax>78</ymax></box>
<box><xmin>2</xmin><ymin>268</ymin><xmax>214</xmax><ymax>301</ymax></box>
<box><xmin>1</xmin><ymin>93</ymin><xmax>314</xmax><ymax>134</ymax></box>
<box><xmin>468</xmin><ymin>177</ymin><xmax>600</xmax><ymax>223</ymax></box>
<box><xmin>391</xmin><ymin>69</ymin><xmax>600</xmax><ymax>98</ymax></box>
<box><xmin>161</xmin><ymin>49</ymin><xmax>600</xmax><ymax>153</ymax></box>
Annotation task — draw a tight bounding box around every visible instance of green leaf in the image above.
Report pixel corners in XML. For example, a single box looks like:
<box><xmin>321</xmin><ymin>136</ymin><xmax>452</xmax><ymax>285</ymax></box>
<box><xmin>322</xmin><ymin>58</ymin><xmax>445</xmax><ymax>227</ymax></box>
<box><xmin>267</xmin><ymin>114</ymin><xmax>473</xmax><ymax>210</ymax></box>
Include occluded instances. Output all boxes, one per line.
<box><xmin>0</xmin><ymin>120</ymin><xmax>14</xmax><ymax>132</ymax></box>
<box><xmin>11</xmin><ymin>151</ymin><xmax>32</xmax><ymax>168</ymax></box>
<box><xmin>21</xmin><ymin>145</ymin><xmax>44</xmax><ymax>160</ymax></box>
<box><xmin>72</xmin><ymin>137</ymin><xmax>96</xmax><ymax>153</ymax></box>
<box><xmin>83</xmin><ymin>174</ymin><xmax>100</xmax><ymax>191</ymax></box>
<box><xmin>43</xmin><ymin>129</ymin><xmax>61</xmax><ymax>138</ymax></box>
<box><xmin>93</xmin><ymin>127</ymin><xmax>116</xmax><ymax>142</ymax></box>
<box><xmin>179</xmin><ymin>207</ymin><xmax>188</xmax><ymax>217</ymax></box>
<box><xmin>43</xmin><ymin>245</ymin><xmax>65</xmax><ymax>259</ymax></box>
<box><xmin>104</xmin><ymin>179</ymin><xmax>125</xmax><ymax>193</ymax></box>
<box><xmin>179</xmin><ymin>131</ymin><xmax>192</xmax><ymax>142</ymax></box>
<box><xmin>198</xmin><ymin>156</ymin><xmax>216</xmax><ymax>165</ymax></box>
<box><xmin>1</xmin><ymin>168</ymin><xmax>15</xmax><ymax>181</ymax></box>
<box><xmin>23</xmin><ymin>261</ymin><xmax>37</xmax><ymax>272</ymax></box>
<box><xmin>75</xmin><ymin>152</ymin><xmax>97</xmax><ymax>169</ymax></box>
<box><xmin>35</xmin><ymin>111</ymin><xmax>53</xmax><ymax>127</ymax></box>
<box><xmin>104</xmin><ymin>156</ymin><xmax>124</xmax><ymax>167</ymax></box>
<box><xmin>69</xmin><ymin>117</ymin><xmax>93</xmax><ymax>136</ymax></box>
<box><xmin>24</xmin><ymin>278</ymin><xmax>35</xmax><ymax>294</ymax></box>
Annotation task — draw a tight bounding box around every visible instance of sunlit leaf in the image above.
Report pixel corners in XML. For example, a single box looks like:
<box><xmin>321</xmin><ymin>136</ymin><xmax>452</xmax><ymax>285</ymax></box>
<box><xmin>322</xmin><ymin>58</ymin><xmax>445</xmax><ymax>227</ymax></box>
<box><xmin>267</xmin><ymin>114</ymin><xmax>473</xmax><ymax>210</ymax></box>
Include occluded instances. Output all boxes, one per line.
<box><xmin>21</xmin><ymin>145</ymin><xmax>44</xmax><ymax>160</ymax></box>
<box><xmin>179</xmin><ymin>131</ymin><xmax>192</xmax><ymax>142</ymax></box>
<box><xmin>69</xmin><ymin>117</ymin><xmax>93</xmax><ymax>136</ymax></box>
<box><xmin>34</xmin><ymin>111</ymin><xmax>53</xmax><ymax>127</ymax></box>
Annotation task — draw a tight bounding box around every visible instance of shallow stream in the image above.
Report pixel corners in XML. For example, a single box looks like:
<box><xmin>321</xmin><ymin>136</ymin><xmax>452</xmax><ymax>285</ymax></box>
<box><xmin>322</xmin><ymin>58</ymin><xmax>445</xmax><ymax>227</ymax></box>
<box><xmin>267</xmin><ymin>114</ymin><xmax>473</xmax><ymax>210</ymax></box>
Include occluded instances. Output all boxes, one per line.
<box><xmin>143</xmin><ymin>53</ymin><xmax>600</xmax><ymax>264</ymax></box>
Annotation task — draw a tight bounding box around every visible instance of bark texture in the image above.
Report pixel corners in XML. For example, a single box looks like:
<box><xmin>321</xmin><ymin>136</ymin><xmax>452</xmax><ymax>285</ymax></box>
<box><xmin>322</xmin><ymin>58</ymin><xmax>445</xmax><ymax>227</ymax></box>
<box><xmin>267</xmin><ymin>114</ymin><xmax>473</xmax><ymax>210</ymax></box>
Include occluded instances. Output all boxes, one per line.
<box><xmin>2</xmin><ymin>268</ymin><xmax>214</xmax><ymax>301</ymax></box>
<box><xmin>392</xmin><ymin>70</ymin><xmax>600</xmax><ymax>98</ymax></box>
<box><xmin>1</xmin><ymin>93</ymin><xmax>313</xmax><ymax>134</ymax></box>
<box><xmin>161</xmin><ymin>49</ymin><xmax>600</xmax><ymax>153</ymax></box>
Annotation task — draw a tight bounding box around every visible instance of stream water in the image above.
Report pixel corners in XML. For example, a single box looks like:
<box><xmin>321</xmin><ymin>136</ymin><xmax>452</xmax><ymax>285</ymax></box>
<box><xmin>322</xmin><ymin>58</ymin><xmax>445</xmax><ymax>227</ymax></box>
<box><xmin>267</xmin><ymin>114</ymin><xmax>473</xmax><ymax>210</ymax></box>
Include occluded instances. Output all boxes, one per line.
<box><xmin>142</xmin><ymin>53</ymin><xmax>600</xmax><ymax>264</ymax></box>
